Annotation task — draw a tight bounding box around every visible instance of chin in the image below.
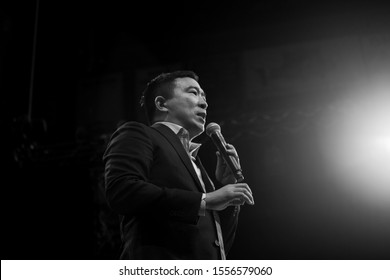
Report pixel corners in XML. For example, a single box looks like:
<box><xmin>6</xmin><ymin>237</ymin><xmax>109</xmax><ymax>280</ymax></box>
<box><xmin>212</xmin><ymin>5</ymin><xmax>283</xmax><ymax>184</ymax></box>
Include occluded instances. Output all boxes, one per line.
<box><xmin>197</xmin><ymin>122</ymin><xmax>205</xmax><ymax>132</ymax></box>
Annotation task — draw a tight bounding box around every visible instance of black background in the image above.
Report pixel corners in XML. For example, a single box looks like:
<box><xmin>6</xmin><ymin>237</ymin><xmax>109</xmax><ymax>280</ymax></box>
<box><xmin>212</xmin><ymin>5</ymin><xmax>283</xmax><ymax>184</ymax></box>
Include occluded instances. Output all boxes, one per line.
<box><xmin>2</xmin><ymin>0</ymin><xmax>390</xmax><ymax>259</ymax></box>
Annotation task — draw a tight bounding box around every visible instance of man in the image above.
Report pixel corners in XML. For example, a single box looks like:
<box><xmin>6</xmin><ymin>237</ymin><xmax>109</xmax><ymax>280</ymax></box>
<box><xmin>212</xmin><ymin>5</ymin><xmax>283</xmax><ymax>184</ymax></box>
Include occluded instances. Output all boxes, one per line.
<box><xmin>103</xmin><ymin>70</ymin><xmax>254</xmax><ymax>259</ymax></box>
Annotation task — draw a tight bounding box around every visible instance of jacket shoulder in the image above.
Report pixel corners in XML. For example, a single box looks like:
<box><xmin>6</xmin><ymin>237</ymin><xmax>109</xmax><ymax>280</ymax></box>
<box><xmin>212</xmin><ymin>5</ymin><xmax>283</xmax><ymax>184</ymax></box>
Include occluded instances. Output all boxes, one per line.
<box><xmin>117</xmin><ymin>121</ymin><xmax>149</xmax><ymax>131</ymax></box>
<box><xmin>113</xmin><ymin>121</ymin><xmax>153</xmax><ymax>135</ymax></box>
<box><xmin>105</xmin><ymin>121</ymin><xmax>154</xmax><ymax>146</ymax></box>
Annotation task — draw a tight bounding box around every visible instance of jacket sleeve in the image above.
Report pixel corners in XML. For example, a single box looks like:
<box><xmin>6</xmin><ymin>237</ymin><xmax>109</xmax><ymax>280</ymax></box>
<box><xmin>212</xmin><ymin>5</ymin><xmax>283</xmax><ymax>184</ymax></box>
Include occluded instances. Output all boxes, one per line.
<box><xmin>103</xmin><ymin>122</ymin><xmax>202</xmax><ymax>224</ymax></box>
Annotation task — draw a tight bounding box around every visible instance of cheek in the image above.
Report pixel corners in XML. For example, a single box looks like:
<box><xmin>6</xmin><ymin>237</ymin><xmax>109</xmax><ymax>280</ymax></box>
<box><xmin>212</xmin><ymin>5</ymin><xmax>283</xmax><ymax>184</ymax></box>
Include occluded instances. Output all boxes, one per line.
<box><xmin>177</xmin><ymin>98</ymin><xmax>196</xmax><ymax>110</ymax></box>
<box><xmin>168</xmin><ymin>97</ymin><xmax>197</xmax><ymax>115</ymax></box>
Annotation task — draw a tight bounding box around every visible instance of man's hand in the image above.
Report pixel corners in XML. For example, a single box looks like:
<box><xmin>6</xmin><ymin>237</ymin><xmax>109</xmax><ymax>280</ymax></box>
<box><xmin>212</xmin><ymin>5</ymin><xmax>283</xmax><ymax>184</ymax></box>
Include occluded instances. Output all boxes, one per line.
<box><xmin>215</xmin><ymin>143</ymin><xmax>241</xmax><ymax>185</ymax></box>
<box><xmin>205</xmin><ymin>183</ymin><xmax>255</xmax><ymax>211</ymax></box>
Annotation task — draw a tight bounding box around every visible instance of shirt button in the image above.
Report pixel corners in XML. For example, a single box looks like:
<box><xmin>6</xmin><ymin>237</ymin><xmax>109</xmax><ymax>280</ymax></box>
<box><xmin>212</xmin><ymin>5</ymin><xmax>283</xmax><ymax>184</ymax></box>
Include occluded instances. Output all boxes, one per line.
<box><xmin>214</xmin><ymin>240</ymin><xmax>220</xmax><ymax>247</ymax></box>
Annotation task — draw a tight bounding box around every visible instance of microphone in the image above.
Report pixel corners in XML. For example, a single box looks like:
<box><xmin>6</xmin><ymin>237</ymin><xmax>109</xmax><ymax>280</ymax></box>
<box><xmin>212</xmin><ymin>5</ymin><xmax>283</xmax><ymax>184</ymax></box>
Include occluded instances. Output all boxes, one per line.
<box><xmin>206</xmin><ymin>122</ymin><xmax>244</xmax><ymax>182</ymax></box>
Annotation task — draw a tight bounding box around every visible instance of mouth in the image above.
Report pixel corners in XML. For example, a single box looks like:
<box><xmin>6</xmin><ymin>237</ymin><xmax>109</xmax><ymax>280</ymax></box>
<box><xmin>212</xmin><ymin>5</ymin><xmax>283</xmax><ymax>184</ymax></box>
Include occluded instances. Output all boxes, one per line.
<box><xmin>196</xmin><ymin>112</ymin><xmax>207</xmax><ymax>122</ymax></box>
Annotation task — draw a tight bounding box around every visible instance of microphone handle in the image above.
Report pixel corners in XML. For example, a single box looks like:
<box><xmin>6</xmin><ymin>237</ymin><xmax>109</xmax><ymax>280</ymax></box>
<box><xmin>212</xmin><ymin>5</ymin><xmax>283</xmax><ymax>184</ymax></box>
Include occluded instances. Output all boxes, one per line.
<box><xmin>211</xmin><ymin>132</ymin><xmax>245</xmax><ymax>182</ymax></box>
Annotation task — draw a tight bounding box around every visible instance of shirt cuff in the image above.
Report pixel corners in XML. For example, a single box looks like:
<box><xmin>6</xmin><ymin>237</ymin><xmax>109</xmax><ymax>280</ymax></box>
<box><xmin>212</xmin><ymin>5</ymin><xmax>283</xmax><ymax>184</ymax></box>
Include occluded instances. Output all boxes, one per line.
<box><xmin>198</xmin><ymin>193</ymin><xmax>206</xmax><ymax>216</ymax></box>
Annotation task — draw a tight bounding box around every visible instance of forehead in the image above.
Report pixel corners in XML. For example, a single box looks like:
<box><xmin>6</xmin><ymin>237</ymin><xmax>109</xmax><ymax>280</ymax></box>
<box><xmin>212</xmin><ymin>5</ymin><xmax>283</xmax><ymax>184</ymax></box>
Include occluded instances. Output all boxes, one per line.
<box><xmin>173</xmin><ymin>77</ymin><xmax>202</xmax><ymax>90</ymax></box>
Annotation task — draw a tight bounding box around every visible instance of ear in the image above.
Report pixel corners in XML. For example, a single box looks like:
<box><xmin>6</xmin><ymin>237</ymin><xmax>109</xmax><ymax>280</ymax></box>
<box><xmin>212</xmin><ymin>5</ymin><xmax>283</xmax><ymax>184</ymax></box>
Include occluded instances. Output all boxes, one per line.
<box><xmin>154</xmin><ymin>96</ymin><xmax>168</xmax><ymax>112</ymax></box>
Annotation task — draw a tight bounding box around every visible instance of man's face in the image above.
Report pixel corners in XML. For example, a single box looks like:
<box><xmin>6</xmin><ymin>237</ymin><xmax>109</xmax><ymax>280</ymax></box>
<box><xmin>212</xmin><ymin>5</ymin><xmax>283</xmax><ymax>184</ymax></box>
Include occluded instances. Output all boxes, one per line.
<box><xmin>164</xmin><ymin>77</ymin><xmax>208</xmax><ymax>139</ymax></box>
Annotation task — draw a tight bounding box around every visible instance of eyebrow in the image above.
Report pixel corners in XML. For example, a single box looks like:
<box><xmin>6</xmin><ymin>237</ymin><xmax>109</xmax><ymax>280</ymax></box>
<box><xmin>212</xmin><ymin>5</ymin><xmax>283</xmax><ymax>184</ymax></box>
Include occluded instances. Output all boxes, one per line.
<box><xmin>186</xmin><ymin>86</ymin><xmax>206</xmax><ymax>97</ymax></box>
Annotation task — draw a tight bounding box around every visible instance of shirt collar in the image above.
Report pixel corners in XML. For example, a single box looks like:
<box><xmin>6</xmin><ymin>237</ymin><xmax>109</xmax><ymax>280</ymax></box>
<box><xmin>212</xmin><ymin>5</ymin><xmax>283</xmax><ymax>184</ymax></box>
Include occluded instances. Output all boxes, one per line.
<box><xmin>155</xmin><ymin>121</ymin><xmax>202</xmax><ymax>157</ymax></box>
<box><xmin>155</xmin><ymin>121</ymin><xmax>183</xmax><ymax>135</ymax></box>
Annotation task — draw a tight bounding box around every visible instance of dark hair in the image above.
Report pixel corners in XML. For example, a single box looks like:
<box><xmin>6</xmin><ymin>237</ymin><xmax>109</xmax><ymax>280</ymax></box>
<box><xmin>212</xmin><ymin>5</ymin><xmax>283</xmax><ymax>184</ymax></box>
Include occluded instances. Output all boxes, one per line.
<box><xmin>139</xmin><ymin>70</ymin><xmax>199</xmax><ymax>124</ymax></box>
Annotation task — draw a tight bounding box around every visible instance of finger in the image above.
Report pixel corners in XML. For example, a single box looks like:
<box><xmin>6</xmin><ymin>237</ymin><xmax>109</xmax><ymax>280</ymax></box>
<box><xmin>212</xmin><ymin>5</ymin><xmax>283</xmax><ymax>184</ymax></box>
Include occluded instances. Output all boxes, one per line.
<box><xmin>233</xmin><ymin>187</ymin><xmax>254</xmax><ymax>205</ymax></box>
<box><xmin>225</xmin><ymin>143</ymin><xmax>235</xmax><ymax>150</ymax></box>
<box><xmin>225</xmin><ymin>146</ymin><xmax>238</xmax><ymax>157</ymax></box>
<box><xmin>238</xmin><ymin>192</ymin><xmax>254</xmax><ymax>205</ymax></box>
<box><xmin>230</xmin><ymin>190</ymin><xmax>254</xmax><ymax>205</ymax></box>
<box><xmin>217</xmin><ymin>149</ymin><xmax>239</xmax><ymax>166</ymax></box>
<box><xmin>225</xmin><ymin>143</ymin><xmax>238</xmax><ymax>152</ymax></box>
<box><xmin>233</xmin><ymin>184</ymin><xmax>253</xmax><ymax>194</ymax></box>
<box><xmin>227</xmin><ymin>151</ymin><xmax>239</xmax><ymax>160</ymax></box>
<box><xmin>242</xmin><ymin>190</ymin><xmax>254</xmax><ymax>204</ymax></box>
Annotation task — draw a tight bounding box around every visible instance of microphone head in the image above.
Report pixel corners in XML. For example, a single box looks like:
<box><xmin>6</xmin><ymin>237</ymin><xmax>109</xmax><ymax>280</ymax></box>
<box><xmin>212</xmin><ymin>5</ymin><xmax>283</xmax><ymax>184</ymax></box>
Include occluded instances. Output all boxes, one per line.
<box><xmin>206</xmin><ymin>122</ymin><xmax>221</xmax><ymax>137</ymax></box>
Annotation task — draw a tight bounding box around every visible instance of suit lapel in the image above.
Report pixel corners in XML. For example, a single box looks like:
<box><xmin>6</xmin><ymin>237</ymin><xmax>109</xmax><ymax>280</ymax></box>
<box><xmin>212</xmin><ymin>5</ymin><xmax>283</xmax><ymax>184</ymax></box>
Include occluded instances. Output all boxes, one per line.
<box><xmin>152</xmin><ymin>123</ymin><xmax>204</xmax><ymax>192</ymax></box>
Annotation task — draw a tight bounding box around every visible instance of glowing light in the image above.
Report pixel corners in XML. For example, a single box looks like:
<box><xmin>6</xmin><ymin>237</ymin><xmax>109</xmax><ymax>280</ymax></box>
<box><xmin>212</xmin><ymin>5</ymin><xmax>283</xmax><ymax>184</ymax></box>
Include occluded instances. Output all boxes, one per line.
<box><xmin>319</xmin><ymin>81</ymin><xmax>390</xmax><ymax>209</ymax></box>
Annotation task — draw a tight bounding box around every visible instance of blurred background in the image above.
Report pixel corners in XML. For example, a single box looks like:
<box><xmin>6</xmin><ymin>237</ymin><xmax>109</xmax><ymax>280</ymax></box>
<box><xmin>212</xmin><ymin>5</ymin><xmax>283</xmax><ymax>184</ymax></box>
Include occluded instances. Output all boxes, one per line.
<box><xmin>1</xmin><ymin>0</ymin><xmax>389</xmax><ymax>260</ymax></box>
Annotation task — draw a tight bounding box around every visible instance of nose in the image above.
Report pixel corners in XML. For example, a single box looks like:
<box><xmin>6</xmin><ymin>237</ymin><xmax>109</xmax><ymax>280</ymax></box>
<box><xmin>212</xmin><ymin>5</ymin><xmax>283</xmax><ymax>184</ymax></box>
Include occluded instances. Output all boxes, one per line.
<box><xmin>199</xmin><ymin>96</ymin><xmax>208</xmax><ymax>110</ymax></box>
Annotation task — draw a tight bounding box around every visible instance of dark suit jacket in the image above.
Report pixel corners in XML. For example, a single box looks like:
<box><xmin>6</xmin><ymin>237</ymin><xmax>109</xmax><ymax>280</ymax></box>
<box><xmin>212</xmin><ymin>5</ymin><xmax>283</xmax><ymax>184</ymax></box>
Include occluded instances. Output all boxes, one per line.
<box><xmin>103</xmin><ymin>121</ymin><xmax>240</xmax><ymax>259</ymax></box>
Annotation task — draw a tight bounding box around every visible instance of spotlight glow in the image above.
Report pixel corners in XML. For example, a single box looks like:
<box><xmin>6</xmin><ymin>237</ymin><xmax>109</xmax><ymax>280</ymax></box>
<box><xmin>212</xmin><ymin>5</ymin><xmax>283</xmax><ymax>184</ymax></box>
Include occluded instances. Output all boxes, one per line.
<box><xmin>319</xmin><ymin>81</ymin><xmax>390</xmax><ymax>208</ymax></box>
